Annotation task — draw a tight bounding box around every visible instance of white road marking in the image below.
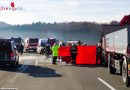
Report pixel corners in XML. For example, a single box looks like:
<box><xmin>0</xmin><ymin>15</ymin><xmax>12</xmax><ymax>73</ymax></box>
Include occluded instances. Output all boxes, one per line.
<box><xmin>18</xmin><ymin>65</ymin><xmax>25</xmax><ymax>71</ymax></box>
<box><xmin>97</xmin><ymin>78</ymin><xmax>116</xmax><ymax>90</ymax></box>
<box><xmin>20</xmin><ymin>65</ymin><xmax>28</xmax><ymax>72</ymax></box>
<box><xmin>19</xmin><ymin>56</ymin><xmax>37</xmax><ymax>60</ymax></box>
<box><xmin>18</xmin><ymin>65</ymin><xmax>28</xmax><ymax>72</ymax></box>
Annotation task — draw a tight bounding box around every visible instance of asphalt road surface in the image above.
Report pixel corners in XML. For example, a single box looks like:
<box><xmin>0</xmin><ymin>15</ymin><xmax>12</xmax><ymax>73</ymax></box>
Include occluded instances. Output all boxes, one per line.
<box><xmin>0</xmin><ymin>52</ymin><xmax>130</xmax><ymax>90</ymax></box>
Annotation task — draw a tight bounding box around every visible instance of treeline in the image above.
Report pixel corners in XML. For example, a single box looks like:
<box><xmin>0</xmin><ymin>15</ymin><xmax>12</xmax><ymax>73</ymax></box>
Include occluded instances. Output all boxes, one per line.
<box><xmin>10</xmin><ymin>22</ymin><xmax>103</xmax><ymax>32</ymax></box>
<box><xmin>0</xmin><ymin>21</ymin><xmax>119</xmax><ymax>33</ymax></box>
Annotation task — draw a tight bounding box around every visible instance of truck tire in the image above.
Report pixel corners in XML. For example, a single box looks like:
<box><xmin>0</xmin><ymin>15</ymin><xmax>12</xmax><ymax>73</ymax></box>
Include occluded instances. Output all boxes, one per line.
<box><xmin>122</xmin><ymin>57</ymin><xmax>130</xmax><ymax>87</ymax></box>
<box><xmin>108</xmin><ymin>53</ymin><xmax>116</xmax><ymax>74</ymax></box>
<box><xmin>102</xmin><ymin>52</ymin><xmax>108</xmax><ymax>67</ymax></box>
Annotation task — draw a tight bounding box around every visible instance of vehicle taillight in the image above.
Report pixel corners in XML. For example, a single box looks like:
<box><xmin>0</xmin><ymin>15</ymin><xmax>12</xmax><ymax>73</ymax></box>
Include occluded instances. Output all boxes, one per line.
<box><xmin>10</xmin><ymin>52</ymin><xmax>14</xmax><ymax>57</ymax></box>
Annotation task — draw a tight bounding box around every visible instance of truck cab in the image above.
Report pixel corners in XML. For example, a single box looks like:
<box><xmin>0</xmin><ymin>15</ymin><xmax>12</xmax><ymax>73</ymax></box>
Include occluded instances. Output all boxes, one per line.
<box><xmin>24</xmin><ymin>38</ymin><xmax>39</xmax><ymax>52</ymax></box>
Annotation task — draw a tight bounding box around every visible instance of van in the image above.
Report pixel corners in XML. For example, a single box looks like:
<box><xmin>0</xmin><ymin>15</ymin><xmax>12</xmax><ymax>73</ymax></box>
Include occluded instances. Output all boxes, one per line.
<box><xmin>37</xmin><ymin>39</ymin><xmax>47</xmax><ymax>54</ymax></box>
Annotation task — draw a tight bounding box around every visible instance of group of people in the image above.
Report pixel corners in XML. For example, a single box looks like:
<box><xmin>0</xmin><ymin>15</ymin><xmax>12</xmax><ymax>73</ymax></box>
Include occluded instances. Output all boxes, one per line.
<box><xmin>51</xmin><ymin>42</ymin><xmax>103</xmax><ymax>65</ymax></box>
<box><xmin>51</xmin><ymin>41</ymin><xmax>82</xmax><ymax>65</ymax></box>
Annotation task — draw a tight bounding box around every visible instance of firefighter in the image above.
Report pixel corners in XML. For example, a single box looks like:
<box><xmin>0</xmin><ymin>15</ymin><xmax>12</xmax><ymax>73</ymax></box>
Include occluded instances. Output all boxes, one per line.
<box><xmin>18</xmin><ymin>43</ymin><xmax>24</xmax><ymax>55</ymax></box>
<box><xmin>45</xmin><ymin>44</ymin><xmax>51</xmax><ymax>57</ymax></box>
<box><xmin>96</xmin><ymin>43</ymin><xmax>103</xmax><ymax>65</ymax></box>
<box><xmin>70</xmin><ymin>44</ymin><xmax>77</xmax><ymax>65</ymax></box>
<box><xmin>51</xmin><ymin>43</ymin><xmax>59</xmax><ymax>65</ymax></box>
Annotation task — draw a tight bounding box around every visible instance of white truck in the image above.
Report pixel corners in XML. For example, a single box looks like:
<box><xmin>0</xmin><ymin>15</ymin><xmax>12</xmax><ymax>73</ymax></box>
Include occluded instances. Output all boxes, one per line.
<box><xmin>102</xmin><ymin>25</ymin><xmax>130</xmax><ymax>87</ymax></box>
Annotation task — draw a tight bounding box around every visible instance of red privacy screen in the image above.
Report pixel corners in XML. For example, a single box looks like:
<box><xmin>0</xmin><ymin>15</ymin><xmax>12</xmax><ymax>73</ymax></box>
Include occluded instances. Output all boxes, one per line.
<box><xmin>58</xmin><ymin>46</ymin><xmax>71</xmax><ymax>57</ymax></box>
<box><xmin>58</xmin><ymin>46</ymin><xmax>96</xmax><ymax>64</ymax></box>
<box><xmin>76</xmin><ymin>46</ymin><xmax>96</xmax><ymax>64</ymax></box>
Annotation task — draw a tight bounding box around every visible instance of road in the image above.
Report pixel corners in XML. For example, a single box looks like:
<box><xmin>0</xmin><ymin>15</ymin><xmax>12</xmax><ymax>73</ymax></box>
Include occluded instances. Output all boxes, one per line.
<box><xmin>0</xmin><ymin>52</ymin><xmax>130</xmax><ymax>90</ymax></box>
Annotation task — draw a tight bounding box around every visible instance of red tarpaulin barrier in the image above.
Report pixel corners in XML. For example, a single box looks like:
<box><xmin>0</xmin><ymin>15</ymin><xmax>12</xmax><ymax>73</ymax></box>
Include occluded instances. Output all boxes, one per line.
<box><xmin>58</xmin><ymin>46</ymin><xmax>71</xmax><ymax>63</ymax></box>
<box><xmin>76</xmin><ymin>46</ymin><xmax>96</xmax><ymax>64</ymax></box>
<box><xmin>58</xmin><ymin>46</ymin><xmax>71</xmax><ymax>56</ymax></box>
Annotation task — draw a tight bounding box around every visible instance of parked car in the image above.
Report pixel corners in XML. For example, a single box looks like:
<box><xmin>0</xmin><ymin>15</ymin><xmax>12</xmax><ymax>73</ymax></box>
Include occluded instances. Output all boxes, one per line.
<box><xmin>37</xmin><ymin>39</ymin><xmax>47</xmax><ymax>54</ymax></box>
<box><xmin>11</xmin><ymin>37</ymin><xmax>24</xmax><ymax>53</ymax></box>
<box><xmin>47</xmin><ymin>38</ymin><xmax>58</xmax><ymax>47</ymax></box>
<box><xmin>11</xmin><ymin>37</ymin><xmax>23</xmax><ymax>45</ymax></box>
<box><xmin>0</xmin><ymin>39</ymin><xmax>19</xmax><ymax>67</ymax></box>
<box><xmin>66</xmin><ymin>40</ymin><xmax>79</xmax><ymax>46</ymax></box>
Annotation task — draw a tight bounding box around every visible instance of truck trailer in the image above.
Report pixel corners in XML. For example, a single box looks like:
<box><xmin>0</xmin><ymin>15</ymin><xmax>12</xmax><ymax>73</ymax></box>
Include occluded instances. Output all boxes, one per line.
<box><xmin>102</xmin><ymin>25</ymin><xmax>130</xmax><ymax>86</ymax></box>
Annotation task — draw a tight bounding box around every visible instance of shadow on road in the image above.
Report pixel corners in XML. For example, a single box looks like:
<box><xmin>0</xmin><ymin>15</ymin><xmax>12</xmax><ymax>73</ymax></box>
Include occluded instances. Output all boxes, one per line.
<box><xmin>64</xmin><ymin>64</ymin><xmax>105</xmax><ymax>68</ymax></box>
<box><xmin>0</xmin><ymin>64</ymin><xmax>62</xmax><ymax>78</ymax></box>
<box><xmin>26</xmin><ymin>65</ymin><xmax>62</xmax><ymax>77</ymax></box>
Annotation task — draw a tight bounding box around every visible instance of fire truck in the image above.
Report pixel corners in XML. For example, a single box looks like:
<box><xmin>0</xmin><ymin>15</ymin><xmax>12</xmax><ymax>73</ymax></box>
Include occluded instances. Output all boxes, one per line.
<box><xmin>24</xmin><ymin>38</ymin><xmax>39</xmax><ymax>52</ymax></box>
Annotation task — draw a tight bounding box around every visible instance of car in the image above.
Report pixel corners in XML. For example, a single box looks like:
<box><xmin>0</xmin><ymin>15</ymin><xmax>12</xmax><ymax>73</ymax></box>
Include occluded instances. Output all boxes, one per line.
<box><xmin>11</xmin><ymin>37</ymin><xmax>24</xmax><ymax>53</ymax></box>
<box><xmin>0</xmin><ymin>39</ymin><xmax>19</xmax><ymax>67</ymax></box>
<box><xmin>47</xmin><ymin>38</ymin><xmax>58</xmax><ymax>47</ymax></box>
<box><xmin>37</xmin><ymin>39</ymin><xmax>47</xmax><ymax>54</ymax></box>
<box><xmin>66</xmin><ymin>40</ymin><xmax>79</xmax><ymax>46</ymax></box>
<box><xmin>11</xmin><ymin>37</ymin><xmax>23</xmax><ymax>45</ymax></box>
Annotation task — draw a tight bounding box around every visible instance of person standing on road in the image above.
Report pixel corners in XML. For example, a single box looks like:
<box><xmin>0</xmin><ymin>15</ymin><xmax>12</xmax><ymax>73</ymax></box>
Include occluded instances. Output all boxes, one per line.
<box><xmin>51</xmin><ymin>43</ymin><xmax>60</xmax><ymax>65</ymax></box>
<box><xmin>96</xmin><ymin>43</ymin><xmax>103</xmax><ymax>65</ymax></box>
<box><xmin>45</xmin><ymin>44</ymin><xmax>51</xmax><ymax>57</ymax></box>
<box><xmin>70</xmin><ymin>44</ymin><xmax>77</xmax><ymax>65</ymax></box>
<box><xmin>19</xmin><ymin>43</ymin><xmax>24</xmax><ymax>55</ymax></box>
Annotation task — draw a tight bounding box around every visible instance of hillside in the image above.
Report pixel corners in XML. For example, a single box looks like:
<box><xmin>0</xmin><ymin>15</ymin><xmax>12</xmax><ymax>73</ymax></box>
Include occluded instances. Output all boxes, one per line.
<box><xmin>0</xmin><ymin>21</ymin><xmax>119</xmax><ymax>45</ymax></box>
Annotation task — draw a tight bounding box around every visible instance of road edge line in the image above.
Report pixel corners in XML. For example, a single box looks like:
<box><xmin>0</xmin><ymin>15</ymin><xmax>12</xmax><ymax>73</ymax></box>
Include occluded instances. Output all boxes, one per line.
<box><xmin>97</xmin><ymin>78</ymin><xmax>116</xmax><ymax>90</ymax></box>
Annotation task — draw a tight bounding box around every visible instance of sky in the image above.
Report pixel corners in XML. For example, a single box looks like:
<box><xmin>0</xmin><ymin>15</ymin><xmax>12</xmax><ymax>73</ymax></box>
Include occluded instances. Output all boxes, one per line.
<box><xmin>0</xmin><ymin>0</ymin><xmax>130</xmax><ymax>25</ymax></box>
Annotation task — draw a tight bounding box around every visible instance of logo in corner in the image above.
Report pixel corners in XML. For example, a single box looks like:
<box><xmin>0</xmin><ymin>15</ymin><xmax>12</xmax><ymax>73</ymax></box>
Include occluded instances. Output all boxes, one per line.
<box><xmin>10</xmin><ymin>2</ymin><xmax>15</xmax><ymax>8</ymax></box>
<box><xmin>0</xmin><ymin>2</ymin><xmax>24</xmax><ymax>12</ymax></box>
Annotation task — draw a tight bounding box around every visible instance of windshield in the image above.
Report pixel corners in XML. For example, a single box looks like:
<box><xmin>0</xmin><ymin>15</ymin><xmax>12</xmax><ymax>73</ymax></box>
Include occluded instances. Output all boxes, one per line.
<box><xmin>0</xmin><ymin>41</ymin><xmax>11</xmax><ymax>50</ymax></box>
<box><xmin>48</xmin><ymin>39</ymin><xmax>56</xmax><ymax>44</ymax></box>
<box><xmin>29</xmin><ymin>39</ymin><xmax>38</xmax><ymax>43</ymax></box>
<box><xmin>13</xmin><ymin>38</ymin><xmax>21</xmax><ymax>44</ymax></box>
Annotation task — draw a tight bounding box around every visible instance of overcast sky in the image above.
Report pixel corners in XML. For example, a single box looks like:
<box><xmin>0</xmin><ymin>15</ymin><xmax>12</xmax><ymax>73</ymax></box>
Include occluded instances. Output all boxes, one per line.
<box><xmin>0</xmin><ymin>0</ymin><xmax>130</xmax><ymax>25</ymax></box>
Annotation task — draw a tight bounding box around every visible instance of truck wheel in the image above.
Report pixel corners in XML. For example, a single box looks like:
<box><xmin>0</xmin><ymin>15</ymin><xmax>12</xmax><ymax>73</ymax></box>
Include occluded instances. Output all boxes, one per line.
<box><xmin>102</xmin><ymin>52</ymin><xmax>108</xmax><ymax>67</ymax></box>
<box><xmin>122</xmin><ymin>57</ymin><xmax>130</xmax><ymax>87</ymax></box>
<box><xmin>108</xmin><ymin>53</ymin><xmax>116</xmax><ymax>74</ymax></box>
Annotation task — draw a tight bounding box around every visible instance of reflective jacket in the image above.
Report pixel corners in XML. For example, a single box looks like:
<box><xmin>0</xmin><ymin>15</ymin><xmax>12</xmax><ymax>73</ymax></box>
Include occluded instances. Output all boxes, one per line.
<box><xmin>51</xmin><ymin>45</ymin><xmax>59</xmax><ymax>56</ymax></box>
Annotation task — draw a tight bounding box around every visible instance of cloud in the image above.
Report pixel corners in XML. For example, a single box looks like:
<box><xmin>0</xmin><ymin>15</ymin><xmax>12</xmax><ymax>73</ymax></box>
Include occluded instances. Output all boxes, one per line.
<box><xmin>0</xmin><ymin>11</ymin><xmax>38</xmax><ymax>25</ymax></box>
